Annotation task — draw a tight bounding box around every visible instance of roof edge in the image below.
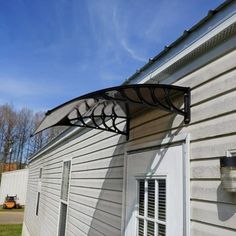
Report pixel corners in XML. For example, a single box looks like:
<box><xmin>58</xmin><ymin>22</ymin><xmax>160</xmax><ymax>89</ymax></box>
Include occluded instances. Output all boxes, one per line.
<box><xmin>123</xmin><ymin>0</ymin><xmax>234</xmax><ymax>85</ymax></box>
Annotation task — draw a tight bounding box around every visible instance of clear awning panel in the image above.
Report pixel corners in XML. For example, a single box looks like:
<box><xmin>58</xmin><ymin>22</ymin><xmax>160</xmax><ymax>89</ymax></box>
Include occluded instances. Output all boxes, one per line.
<box><xmin>34</xmin><ymin>84</ymin><xmax>191</xmax><ymax>139</ymax></box>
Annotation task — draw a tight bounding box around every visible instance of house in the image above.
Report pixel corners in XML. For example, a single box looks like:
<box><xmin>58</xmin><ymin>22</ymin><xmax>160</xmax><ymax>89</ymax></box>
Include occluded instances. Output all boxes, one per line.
<box><xmin>0</xmin><ymin>168</ymin><xmax>29</xmax><ymax>206</ymax></box>
<box><xmin>22</xmin><ymin>1</ymin><xmax>236</xmax><ymax>235</ymax></box>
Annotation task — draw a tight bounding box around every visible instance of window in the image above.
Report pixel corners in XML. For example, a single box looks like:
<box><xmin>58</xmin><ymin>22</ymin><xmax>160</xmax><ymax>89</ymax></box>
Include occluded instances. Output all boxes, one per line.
<box><xmin>58</xmin><ymin>202</ymin><xmax>68</xmax><ymax>236</ymax></box>
<box><xmin>58</xmin><ymin>160</ymin><xmax>71</xmax><ymax>236</ymax></box>
<box><xmin>137</xmin><ymin>179</ymin><xmax>166</xmax><ymax>236</ymax></box>
<box><xmin>60</xmin><ymin>161</ymin><xmax>71</xmax><ymax>201</ymax></box>
<box><xmin>35</xmin><ymin>192</ymin><xmax>40</xmax><ymax>216</ymax></box>
<box><xmin>39</xmin><ymin>168</ymin><xmax>43</xmax><ymax>179</ymax></box>
<box><xmin>36</xmin><ymin>168</ymin><xmax>42</xmax><ymax>216</ymax></box>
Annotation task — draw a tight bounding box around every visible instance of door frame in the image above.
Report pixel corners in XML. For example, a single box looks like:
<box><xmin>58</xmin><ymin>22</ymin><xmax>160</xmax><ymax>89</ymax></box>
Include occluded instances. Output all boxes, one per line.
<box><xmin>121</xmin><ymin>133</ymin><xmax>190</xmax><ymax>236</ymax></box>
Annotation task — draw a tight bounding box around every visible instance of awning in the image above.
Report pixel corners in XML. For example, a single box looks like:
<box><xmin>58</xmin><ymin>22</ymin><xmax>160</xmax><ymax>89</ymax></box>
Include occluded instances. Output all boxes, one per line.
<box><xmin>34</xmin><ymin>84</ymin><xmax>191</xmax><ymax>139</ymax></box>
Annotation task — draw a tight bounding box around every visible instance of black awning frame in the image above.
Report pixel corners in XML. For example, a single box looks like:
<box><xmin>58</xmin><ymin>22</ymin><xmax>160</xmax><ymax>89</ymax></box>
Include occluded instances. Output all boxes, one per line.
<box><xmin>35</xmin><ymin>84</ymin><xmax>191</xmax><ymax>139</ymax></box>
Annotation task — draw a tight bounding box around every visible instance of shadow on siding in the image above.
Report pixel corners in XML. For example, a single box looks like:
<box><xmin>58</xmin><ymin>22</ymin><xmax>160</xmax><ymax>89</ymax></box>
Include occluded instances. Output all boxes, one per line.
<box><xmin>87</xmin><ymin>134</ymin><xmax>126</xmax><ymax>236</ymax></box>
<box><xmin>87</xmin><ymin>111</ymin><xmax>184</xmax><ymax>235</ymax></box>
<box><xmin>217</xmin><ymin>183</ymin><xmax>236</xmax><ymax>221</ymax></box>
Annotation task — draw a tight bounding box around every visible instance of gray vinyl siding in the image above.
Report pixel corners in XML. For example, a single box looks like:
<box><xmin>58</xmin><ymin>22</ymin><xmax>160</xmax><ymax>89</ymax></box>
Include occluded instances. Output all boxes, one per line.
<box><xmin>23</xmin><ymin>11</ymin><xmax>236</xmax><ymax>236</ymax></box>
<box><xmin>128</xmin><ymin>48</ymin><xmax>236</xmax><ymax>235</ymax></box>
<box><xmin>24</xmin><ymin>50</ymin><xmax>236</xmax><ymax>236</ymax></box>
<box><xmin>24</xmin><ymin>122</ymin><xmax>126</xmax><ymax>236</ymax></box>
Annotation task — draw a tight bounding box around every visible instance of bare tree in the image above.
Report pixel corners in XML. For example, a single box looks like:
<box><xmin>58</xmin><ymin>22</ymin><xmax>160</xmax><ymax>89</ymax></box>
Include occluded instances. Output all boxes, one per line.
<box><xmin>0</xmin><ymin>104</ymin><xmax>66</xmax><ymax>170</ymax></box>
<box><xmin>14</xmin><ymin>108</ymin><xmax>33</xmax><ymax>167</ymax></box>
<box><xmin>0</xmin><ymin>104</ymin><xmax>17</xmax><ymax>164</ymax></box>
<box><xmin>0</xmin><ymin>106</ymin><xmax>5</xmax><ymax>152</ymax></box>
<box><xmin>27</xmin><ymin>112</ymin><xmax>46</xmax><ymax>156</ymax></box>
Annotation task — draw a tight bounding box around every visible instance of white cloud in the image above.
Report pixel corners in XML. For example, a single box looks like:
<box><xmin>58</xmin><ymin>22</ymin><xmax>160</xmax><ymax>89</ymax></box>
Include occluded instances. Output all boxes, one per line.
<box><xmin>0</xmin><ymin>76</ymin><xmax>68</xmax><ymax>112</ymax></box>
<box><xmin>111</xmin><ymin>3</ymin><xmax>149</xmax><ymax>63</ymax></box>
<box><xmin>0</xmin><ymin>77</ymin><xmax>61</xmax><ymax>97</ymax></box>
<box><xmin>120</xmin><ymin>38</ymin><xmax>147</xmax><ymax>62</ymax></box>
<box><xmin>144</xmin><ymin>1</ymin><xmax>184</xmax><ymax>42</ymax></box>
<box><xmin>86</xmin><ymin>1</ymin><xmax>148</xmax><ymax>63</ymax></box>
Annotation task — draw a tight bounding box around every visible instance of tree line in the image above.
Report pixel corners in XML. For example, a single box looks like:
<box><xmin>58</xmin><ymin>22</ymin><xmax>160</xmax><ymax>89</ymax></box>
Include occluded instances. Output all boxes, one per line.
<box><xmin>0</xmin><ymin>104</ymin><xmax>64</xmax><ymax>169</ymax></box>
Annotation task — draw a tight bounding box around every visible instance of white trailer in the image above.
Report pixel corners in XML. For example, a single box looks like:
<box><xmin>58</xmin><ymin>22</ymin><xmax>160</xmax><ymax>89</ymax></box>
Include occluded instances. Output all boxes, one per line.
<box><xmin>0</xmin><ymin>169</ymin><xmax>29</xmax><ymax>206</ymax></box>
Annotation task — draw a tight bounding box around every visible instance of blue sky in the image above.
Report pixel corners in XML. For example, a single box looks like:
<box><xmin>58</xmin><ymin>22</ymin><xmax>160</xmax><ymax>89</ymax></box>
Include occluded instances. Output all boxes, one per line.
<box><xmin>0</xmin><ymin>0</ymin><xmax>225</xmax><ymax>112</ymax></box>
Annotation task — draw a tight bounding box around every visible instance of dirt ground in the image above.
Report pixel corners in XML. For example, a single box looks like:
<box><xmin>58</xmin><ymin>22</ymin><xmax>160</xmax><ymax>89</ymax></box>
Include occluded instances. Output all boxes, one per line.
<box><xmin>0</xmin><ymin>211</ymin><xmax>24</xmax><ymax>224</ymax></box>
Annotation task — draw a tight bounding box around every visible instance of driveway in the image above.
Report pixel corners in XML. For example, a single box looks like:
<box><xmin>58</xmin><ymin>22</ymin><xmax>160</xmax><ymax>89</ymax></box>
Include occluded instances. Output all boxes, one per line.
<box><xmin>0</xmin><ymin>211</ymin><xmax>24</xmax><ymax>224</ymax></box>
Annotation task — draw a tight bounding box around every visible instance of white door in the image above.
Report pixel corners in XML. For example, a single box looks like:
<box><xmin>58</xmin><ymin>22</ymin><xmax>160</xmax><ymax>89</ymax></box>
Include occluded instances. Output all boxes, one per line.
<box><xmin>124</xmin><ymin>143</ymin><xmax>186</xmax><ymax>236</ymax></box>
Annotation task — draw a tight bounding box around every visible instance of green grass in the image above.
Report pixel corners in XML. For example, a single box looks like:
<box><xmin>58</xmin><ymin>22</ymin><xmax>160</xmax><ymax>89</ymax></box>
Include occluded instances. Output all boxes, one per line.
<box><xmin>0</xmin><ymin>224</ymin><xmax>22</xmax><ymax>236</ymax></box>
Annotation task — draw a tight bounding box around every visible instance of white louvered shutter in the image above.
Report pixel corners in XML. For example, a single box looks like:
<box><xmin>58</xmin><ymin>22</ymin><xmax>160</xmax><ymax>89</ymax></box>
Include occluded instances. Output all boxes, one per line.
<box><xmin>137</xmin><ymin>179</ymin><xmax>166</xmax><ymax>236</ymax></box>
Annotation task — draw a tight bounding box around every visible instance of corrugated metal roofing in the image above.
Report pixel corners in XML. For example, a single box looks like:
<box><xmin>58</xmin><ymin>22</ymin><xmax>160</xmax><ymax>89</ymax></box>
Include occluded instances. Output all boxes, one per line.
<box><xmin>123</xmin><ymin>0</ymin><xmax>234</xmax><ymax>85</ymax></box>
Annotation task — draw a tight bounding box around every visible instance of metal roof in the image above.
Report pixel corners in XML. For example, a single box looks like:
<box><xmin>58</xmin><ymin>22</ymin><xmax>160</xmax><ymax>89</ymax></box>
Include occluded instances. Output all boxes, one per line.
<box><xmin>123</xmin><ymin>0</ymin><xmax>234</xmax><ymax>85</ymax></box>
